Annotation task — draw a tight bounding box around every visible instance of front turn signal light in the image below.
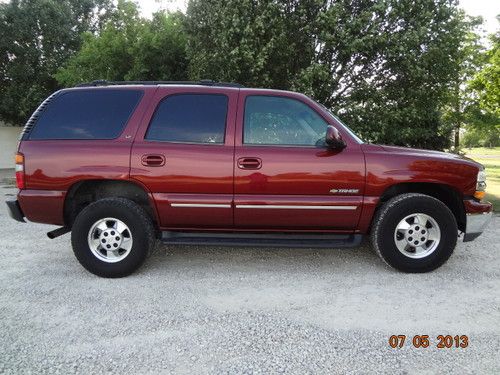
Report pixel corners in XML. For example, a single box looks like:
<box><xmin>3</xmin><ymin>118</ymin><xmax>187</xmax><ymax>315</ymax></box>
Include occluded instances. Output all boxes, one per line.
<box><xmin>473</xmin><ymin>191</ymin><xmax>486</xmax><ymax>200</ymax></box>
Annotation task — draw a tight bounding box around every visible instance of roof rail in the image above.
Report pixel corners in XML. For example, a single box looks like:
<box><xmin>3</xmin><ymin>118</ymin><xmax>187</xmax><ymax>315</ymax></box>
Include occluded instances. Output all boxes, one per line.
<box><xmin>75</xmin><ymin>79</ymin><xmax>244</xmax><ymax>88</ymax></box>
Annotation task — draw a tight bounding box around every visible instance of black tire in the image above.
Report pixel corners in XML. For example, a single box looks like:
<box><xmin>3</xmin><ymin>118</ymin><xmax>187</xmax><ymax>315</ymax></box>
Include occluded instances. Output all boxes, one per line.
<box><xmin>71</xmin><ymin>197</ymin><xmax>155</xmax><ymax>278</ymax></box>
<box><xmin>370</xmin><ymin>193</ymin><xmax>457</xmax><ymax>273</ymax></box>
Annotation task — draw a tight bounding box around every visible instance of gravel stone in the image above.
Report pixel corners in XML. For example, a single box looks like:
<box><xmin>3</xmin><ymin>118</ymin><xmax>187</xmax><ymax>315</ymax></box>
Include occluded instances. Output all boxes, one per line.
<box><xmin>1</xmin><ymin>182</ymin><xmax>499</xmax><ymax>374</ymax></box>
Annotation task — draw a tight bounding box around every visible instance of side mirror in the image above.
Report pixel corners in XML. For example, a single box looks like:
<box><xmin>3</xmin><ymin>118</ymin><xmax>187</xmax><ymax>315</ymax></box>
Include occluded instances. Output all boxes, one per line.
<box><xmin>325</xmin><ymin>125</ymin><xmax>346</xmax><ymax>149</ymax></box>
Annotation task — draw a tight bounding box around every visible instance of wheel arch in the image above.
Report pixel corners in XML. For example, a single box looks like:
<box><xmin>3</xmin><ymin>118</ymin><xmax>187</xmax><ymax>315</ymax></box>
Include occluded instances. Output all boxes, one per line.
<box><xmin>64</xmin><ymin>179</ymin><xmax>160</xmax><ymax>230</ymax></box>
<box><xmin>376</xmin><ymin>182</ymin><xmax>466</xmax><ymax>232</ymax></box>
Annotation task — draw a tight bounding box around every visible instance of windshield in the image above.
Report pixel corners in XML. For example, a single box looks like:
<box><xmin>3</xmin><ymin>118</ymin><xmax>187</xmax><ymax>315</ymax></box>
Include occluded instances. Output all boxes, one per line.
<box><xmin>316</xmin><ymin>103</ymin><xmax>364</xmax><ymax>144</ymax></box>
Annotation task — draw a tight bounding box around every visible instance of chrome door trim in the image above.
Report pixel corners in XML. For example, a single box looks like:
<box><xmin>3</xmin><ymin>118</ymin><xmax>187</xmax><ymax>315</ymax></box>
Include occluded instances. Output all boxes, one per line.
<box><xmin>171</xmin><ymin>203</ymin><xmax>358</xmax><ymax>210</ymax></box>
<box><xmin>171</xmin><ymin>203</ymin><xmax>232</xmax><ymax>208</ymax></box>
<box><xmin>235</xmin><ymin>204</ymin><xmax>357</xmax><ymax>210</ymax></box>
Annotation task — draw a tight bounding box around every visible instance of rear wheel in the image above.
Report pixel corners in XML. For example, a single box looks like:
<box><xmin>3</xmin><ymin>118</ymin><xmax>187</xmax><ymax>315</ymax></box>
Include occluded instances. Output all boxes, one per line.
<box><xmin>371</xmin><ymin>193</ymin><xmax>458</xmax><ymax>272</ymax></box>
<box><xmin>71</xmin><ymin>198</ymin><xmax>155</xmax><ymax>278</ymax></box>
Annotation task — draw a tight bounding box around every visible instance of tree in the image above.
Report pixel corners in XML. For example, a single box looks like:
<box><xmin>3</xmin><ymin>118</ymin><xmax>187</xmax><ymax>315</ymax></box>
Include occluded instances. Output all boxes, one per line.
<box><xmin>470</xmin><ymin>17</ymin><xmax>500</xmax><ymax>117</ymax></box>
<box><xmin>186</xmin><ymin>0</ymin><xmax>318</xmax><ymax>89</ymax></box>
<box><xmin>186</xmin><ymin>0</ymin><xmax>476</xmax><ymax>149</ymax></box>
<box><xmin>441</xmin><ymin>18</ymin><xmax>484</xmax><ymax>150</ymax></box>
<box><xmin>461</xmin><ymin>109</ymin><xmax>500</xmax><ymax>148</ymax></box>
<box><xmin>0</xmin><ymin>0</ymin><xmax>113</xmax><ymax>125</ymax></box>
<box><xmin>55</xmin><ymin>0</ymin><xmax>143</xmax><ymax>85</ymax></box>
<box><xmin>126</xmin><ymin>11</ymin><xmax>189</xmax><ymax>81</ymax></box>
<box><xmin>55</xmin><ymin>1</ymin><xmax>189</xmax><ymax>86</ymax></box>
<box><xmin>463</xmin><ymin>18</ymin><xmax>500</xmax><ymax>148</ymax></box>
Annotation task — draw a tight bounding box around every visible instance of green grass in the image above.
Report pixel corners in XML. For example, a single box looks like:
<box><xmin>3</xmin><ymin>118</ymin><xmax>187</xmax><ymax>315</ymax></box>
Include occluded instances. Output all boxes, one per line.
<box><xmin>464</xmin><ymin>147</ymin><xmax>500</xmax><ymax>156</ymax></box>
<box><xmin>466</xmin><ymin>148</ymin><xmax>500</xmax><ymax>211</ymax></box>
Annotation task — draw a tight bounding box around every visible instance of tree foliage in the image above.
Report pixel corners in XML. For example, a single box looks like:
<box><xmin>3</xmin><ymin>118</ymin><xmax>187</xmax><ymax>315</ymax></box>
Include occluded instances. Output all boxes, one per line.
<box><xmin>55</xmin><ymin>1</ymin><xmax>188</xmax><ymax>86</ymax></box>
<box><xmin>470</xmin><ymin>19</ymin><xmax>500</xmax><ymax>117</ymax></box>
<box><xmin>1</xmin><ymin>0</ymin><xmax>495</xmax><ymax>151</ymax></box>
<box><xmin>441</xmin><ymin>19</ymin><xmax>484</xmax><ymax>149</ymax></box>
<box><xmin>461</xmin><ymin>109</ymin><xmax>500</xmax><ymax>148</ymax></box>
<box><xmin>0</xmin><ymin>0</ymin><xmax>112</xmax><ymax>125</ymax></box>
<box><xmin>462</xmin><ymin>20</ymin><xmax>500</xmax><ymax>148</ymax></box>
<box><xmin>186</xmin><ymin>0</ymin><xmax>475</xmax><ymax>149</ymax></box>
<box><xmin>186</xmin><ymin>0</ymin><xmax>318</xmax><ymax>89</ymax></box>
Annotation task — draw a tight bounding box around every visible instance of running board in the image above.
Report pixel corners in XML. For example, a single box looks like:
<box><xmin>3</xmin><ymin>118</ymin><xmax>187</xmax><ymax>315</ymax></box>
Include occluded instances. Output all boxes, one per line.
<box><xmin>161</xmin><ymin>231</ymin><xmax>363</xmax><ymax>248</ymax></box>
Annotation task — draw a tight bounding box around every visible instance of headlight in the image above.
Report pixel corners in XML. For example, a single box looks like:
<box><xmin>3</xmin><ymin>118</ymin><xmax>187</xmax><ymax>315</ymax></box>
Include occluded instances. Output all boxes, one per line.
<box><xmin>477</xmin><ymin>170</ymin><xmax>487</xmax><ymax>190</ymax></box>
<box><xmin>474</xmin><ymin>169</ymin><xmax>487</xmax><ymax>200</ymax></box>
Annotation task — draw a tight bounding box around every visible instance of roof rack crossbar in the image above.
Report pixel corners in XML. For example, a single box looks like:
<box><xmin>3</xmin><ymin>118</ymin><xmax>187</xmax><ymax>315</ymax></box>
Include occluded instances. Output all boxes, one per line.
<box><xmin>75</xmin><ymin>80</ymin><xmax>244</xmax><ymax>88</ymax></box>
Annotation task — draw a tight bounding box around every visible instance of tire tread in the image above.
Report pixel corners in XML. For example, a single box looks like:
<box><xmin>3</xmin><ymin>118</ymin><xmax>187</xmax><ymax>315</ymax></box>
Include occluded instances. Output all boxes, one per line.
<box><xmin>71</xmin><ymin>197</ymin><xmax>155</xmax><ymax>277</ymax></box>
<box><xmin>370</xmin><ymin>193</ymin><xmax>457</xmax><ymax>272</ymax></box>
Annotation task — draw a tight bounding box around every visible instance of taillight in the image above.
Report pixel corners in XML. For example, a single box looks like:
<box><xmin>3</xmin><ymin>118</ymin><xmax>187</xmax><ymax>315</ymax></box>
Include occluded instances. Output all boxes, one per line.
<box><xmin>15</xmin><ymin>152</ymin><xmax>25</xmax><ymax>189</ymax></box>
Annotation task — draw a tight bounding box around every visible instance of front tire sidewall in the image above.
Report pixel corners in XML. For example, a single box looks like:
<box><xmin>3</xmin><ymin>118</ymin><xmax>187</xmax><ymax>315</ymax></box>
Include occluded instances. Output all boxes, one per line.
<box><xmin>71</xmin><ymin>200</ymin><xmax>151</xmax><ymax>277</ymax></box>
<box><xmin>375</xmin><ymin>196</ymin><xmax>457</xmax><ymax>272</ymax></box>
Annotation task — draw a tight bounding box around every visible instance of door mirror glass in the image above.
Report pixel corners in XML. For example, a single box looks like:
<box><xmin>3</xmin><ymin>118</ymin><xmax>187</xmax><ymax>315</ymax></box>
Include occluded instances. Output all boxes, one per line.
<box><xmin>325</xmin><ymin>125</ymin><xmax>346</xmax><ymax>149</ymax></box>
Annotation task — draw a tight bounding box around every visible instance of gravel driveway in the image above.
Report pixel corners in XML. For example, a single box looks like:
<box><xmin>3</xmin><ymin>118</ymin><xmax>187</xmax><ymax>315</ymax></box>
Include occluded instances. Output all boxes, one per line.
<box><xmin>1</xmin><ymin>179</ymin><xmax>499</xmax><ymax>374</ymax></box>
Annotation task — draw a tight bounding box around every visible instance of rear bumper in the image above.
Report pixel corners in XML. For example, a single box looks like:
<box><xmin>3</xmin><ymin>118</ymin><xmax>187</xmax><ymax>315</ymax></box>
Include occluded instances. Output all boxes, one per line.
<box><xmin>463</xmin><ymin>199</ymin><xmax>493</xmax><ymax>242</ymax></box>
<box><xmin>5</xmin><ymin>200</ymin><xmax>25</xmax><ymax>223</ymax></box>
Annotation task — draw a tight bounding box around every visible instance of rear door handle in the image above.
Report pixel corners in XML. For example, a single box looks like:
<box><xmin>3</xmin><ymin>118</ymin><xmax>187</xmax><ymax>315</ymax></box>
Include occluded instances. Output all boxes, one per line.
<box><xmin>237</xmin><ymin>157</ymin><xmax>262</xmax><ymax>170</ymax></box>
<box><xmin>141</xmin><ymin>154</ymin><xmax>165</xmax><ymax>167</ymax></box>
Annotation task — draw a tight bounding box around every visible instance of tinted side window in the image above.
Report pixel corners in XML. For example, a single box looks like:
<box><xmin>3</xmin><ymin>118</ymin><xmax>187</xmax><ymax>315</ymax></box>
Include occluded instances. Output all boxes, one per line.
<box><xmin>145</xmin><ymin>94</ymin><xmax>228</xmax><ymax>144</ymax></box>
<box><xmin>29</xmin><ymin>89</ymin><xmax>143</xmax><ymax>140</ymax></box>
<box><xmin>244</xmin><ymin>96</ymin><xmax>328</xmax><ymax>146</ymax></box>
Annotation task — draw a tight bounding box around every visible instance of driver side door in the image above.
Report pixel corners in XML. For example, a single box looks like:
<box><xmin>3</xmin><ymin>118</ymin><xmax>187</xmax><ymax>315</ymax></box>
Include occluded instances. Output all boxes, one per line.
<box><xmin>234</xmin><ymin>91</ymin><xmax>365</xmax><ymax>230</ymax></box>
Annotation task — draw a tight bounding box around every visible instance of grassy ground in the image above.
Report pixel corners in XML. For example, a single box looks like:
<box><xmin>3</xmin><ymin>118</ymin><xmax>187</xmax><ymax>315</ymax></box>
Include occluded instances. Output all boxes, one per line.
<box><xmin>464</xmin><ymin>147</ymin><xmax>500</xmax><ymax>156</ymax></box>
<box><xmin>465</xmin><ymin>147</ymin><xmax>500</xmax><ymax>211</ymax></box>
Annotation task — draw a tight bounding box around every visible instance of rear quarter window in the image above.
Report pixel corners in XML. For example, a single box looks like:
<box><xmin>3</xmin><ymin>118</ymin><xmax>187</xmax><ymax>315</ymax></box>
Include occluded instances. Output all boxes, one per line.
<box><xmin>28</xmin><ymin>89</ymin><xmax>143</xmax><ymax>140</ymax></box>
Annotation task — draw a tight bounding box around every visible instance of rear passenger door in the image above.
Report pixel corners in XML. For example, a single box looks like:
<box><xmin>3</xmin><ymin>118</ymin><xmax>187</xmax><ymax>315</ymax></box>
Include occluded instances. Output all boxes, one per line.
<box><xmin>130</xmin><ymin>86</ymin><xmax>238</xmax><ymax>229</ymax></box>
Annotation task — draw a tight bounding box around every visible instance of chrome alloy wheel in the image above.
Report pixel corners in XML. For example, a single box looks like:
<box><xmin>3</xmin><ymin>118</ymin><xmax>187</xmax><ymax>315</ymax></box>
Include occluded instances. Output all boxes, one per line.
<box><xmin>393</xmin><ymin>213</ymin><xmax>441</xmax><ymax>259</ymax></box>
<box><xmin>87</xmin><ymin>218</ymin><xmax>133</xmax><ymax>263</ymax></box>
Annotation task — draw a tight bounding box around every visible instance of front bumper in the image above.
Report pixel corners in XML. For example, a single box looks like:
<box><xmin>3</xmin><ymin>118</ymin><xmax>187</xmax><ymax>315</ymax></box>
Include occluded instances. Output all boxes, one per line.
<box><xmin>5</xmin><ymin>200</ymin><xmax>25</xmax><ymax>223</ymax></box>
<box><xmin>463</xmin><ymin>199</ymin><xmax>493</xmax><ymax>242</ymax></box>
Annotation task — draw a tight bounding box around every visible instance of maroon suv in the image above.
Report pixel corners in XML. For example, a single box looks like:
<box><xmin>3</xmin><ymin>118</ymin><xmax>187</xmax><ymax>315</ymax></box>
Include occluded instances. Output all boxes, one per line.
<box><xmin>6</xmin><ymin>81</ymin><xmax>493</xmax><ymax>277</ymax></box>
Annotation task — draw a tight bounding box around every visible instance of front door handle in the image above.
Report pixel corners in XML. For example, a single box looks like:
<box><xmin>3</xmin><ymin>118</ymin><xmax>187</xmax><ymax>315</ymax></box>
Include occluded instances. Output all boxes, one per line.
<box><xmin>237</xmin><ymin>157</ymin><xmax>262</xmax><ymax>170</ymax></box>
<box><xmin>141</xmin><ymin>154</ymin><xmax>165</xmax><ymax>167</ymax></box>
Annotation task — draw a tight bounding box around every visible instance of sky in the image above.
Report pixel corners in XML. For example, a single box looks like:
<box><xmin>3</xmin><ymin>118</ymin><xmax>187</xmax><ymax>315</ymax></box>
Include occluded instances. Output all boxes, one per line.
<box><xmin>0</xmin><ymin>0</ymin><xmax>497</xmax><ymax>34</ymax></box>
<box><xmin>139</xmin><ymin>0</ymin><xmax>499</xmax><ymax>35</ymax></box>
<box><xmin>138</xmin><ymin>0</ymin><xmax>187</xmax><ymax>15</ymax></box>
<box><xmin>458</xmin><ymin>0</ymin><xmax>499</xmax><ymax>35</ymax></box>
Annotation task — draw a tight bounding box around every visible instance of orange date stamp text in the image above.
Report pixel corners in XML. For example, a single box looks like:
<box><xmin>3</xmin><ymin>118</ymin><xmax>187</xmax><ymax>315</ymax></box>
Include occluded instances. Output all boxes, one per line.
<box><xmin>389</xmin><ymin>335</ymin><xmax>469</xmax><ymax>348</ymax></box>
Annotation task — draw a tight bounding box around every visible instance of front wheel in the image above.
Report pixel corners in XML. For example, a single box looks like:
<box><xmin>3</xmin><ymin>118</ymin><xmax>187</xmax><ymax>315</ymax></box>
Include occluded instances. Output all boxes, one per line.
<box><xmin>71</xmin><ymin>198</ymin><xmax>156</xmax><ymax>278</ymax></box>
<box><xmin>370</xmin><ymin>193</ymin><xmax>458</xmax><ymax>273</ymax></box>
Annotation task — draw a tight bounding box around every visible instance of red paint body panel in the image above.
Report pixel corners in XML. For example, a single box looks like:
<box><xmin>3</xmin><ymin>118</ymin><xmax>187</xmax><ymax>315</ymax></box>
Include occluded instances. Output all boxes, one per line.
<box><xmin>357</xmin><ymin>196</ymin><xmax>379</xmax><ymax>233</ymax></box>
<box><xmin>362</xmin><ymin>143</ymin><xmax>479</xmax><ymax>197</ymax></box>
<box><xmin>130</xmin><ymin>144</ymin><xmax>234</xmax><ymax>194</ymax></box>
<box><xmin>153</xmin><ymin>193</ymin><xmax>233</xmax><ymax>227</ymax></box>
<box><xmin>14</xmin><ymin>85</ymin><xmax>489</xmax><ymax>235</ymax></box>
<box><xmin>19</xmin><ymin>140</ymin><xmax>132</xmax><ymax>190</ymax></box>
<box><xmin>234</xmin><ymin>195</ymin><xmax>362</xmax><ymax>229</ymax></box>
<box><xmin>18</xmin><ymin>189</ymin><xmax>66</xmax><ymax>225</ymax></box>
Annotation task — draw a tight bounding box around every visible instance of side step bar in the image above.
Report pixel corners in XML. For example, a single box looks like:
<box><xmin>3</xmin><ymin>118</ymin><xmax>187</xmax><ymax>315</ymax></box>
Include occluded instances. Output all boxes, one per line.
<box><xmin>161</xmin><ymin>231</ymin><xmax>363</xmax><ymax>248</ymax></box>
